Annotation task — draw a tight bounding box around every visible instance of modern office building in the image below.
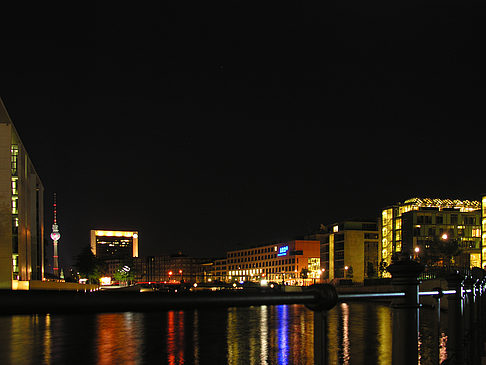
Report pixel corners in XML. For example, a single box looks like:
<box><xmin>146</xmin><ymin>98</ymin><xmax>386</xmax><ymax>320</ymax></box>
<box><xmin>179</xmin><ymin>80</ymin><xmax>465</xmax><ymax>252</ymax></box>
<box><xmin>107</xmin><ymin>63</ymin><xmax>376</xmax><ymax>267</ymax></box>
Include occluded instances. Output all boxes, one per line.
<box><xmin>211</xmin><ymin>258</ymin><xmax>227</xmax><ymax>282</ymax></box>
<box><xmin>133</xmin><ymin>253</ymin><xmax>206</xmax><ymax>283</ymax></box>
<box><xmin>381</xmin><ymin>198</ymin><xmax>482</xmax><ymax>274</ymax></box>
<box><xmin>307</xmin><ymin>220</ymin><xmax>380</xmax><ymax>282</ymax></box>
<box><xmin>0</xmin><ymin>98</ymin><xmax>44</xmax><ymax>289</ymax></box>
<box><xmin>90</xmin><ymin>230</ymin><xmax>139</xmax><ymax>260</ymax></box>
<box><xmin>226</xmin><ymin>240</ymin><xmax>321</xmax><ymax>285</ymax></box>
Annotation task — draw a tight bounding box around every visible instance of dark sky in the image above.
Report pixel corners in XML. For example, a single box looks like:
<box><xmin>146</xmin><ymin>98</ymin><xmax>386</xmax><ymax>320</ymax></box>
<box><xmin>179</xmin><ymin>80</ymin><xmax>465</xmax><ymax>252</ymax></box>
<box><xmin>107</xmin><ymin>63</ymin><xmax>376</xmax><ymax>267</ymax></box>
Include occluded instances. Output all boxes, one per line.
<box><xmin>1</xmin><ymin>2</ymin><xmax>484</xmax><ymax>268</ymax></box>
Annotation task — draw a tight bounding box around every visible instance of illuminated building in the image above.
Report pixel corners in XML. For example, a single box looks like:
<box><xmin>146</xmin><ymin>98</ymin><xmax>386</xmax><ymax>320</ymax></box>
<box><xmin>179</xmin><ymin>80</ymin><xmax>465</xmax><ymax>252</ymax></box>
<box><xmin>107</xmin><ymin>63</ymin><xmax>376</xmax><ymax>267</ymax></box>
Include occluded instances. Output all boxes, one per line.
<box><xmin>90</xmin><ymin>230</ymin><xmax>139</xmax><ymax>260</ymax></box>
<box><xmin>306</xmin><ymin>220</ymin><xmax>380</xmax><ymax>282</ymax></box>
<box><xmin>380</xmin><ymin>198</ymin><xmax>482</xmax><ymax>274</ymax></box>
<box><xmin>133</xmin><ymin>253</ymin><xmax>206</xmax><ymax>283</ymax></box>
<box><xmin>483</xmin><ymin>196</ymin><xmax>486</xmax><ymax>268</ymax></box>
<box><xmin>211</xmin><ymin>258</ymin><xmax>227</xmax><ymax>282</ymax></box>
<box><xmin>0</xmin><ymin>98</ymin><xmax>44</xmax><ymax>289</ymax></box>
<box><xmin>225</xmin><ymin>240</ymin><xmax>320</xmax><ymax>285</ymax></box>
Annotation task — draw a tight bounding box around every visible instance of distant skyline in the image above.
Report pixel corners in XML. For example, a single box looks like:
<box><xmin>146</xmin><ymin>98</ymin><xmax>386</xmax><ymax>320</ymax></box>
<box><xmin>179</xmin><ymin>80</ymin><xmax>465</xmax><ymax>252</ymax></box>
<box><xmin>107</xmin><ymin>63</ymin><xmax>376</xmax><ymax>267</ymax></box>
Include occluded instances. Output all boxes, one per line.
<box><xmin>1</xmin><ymin>3</ymin><xmax>483</xmax><ymax>268</ymax></box>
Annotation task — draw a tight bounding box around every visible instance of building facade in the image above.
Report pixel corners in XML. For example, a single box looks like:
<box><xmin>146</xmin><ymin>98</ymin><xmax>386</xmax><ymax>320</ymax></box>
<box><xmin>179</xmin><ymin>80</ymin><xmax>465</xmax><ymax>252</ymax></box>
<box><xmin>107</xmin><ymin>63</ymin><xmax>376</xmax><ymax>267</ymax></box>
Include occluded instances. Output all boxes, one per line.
<box><xmin>90</xmin><ymin>230</ymin><xmax>139</xmax><ymax>260</ymax></box>
<box><xmin>133</xmin><ymin>253</ymin><xmax>206</xmax><ymax>283</ymax></box>
<box><xmin>0</xmin><ymin>99</ymin><xmax>44</xmax><ymax>289</ymax></box>
<box><xmin>307</xmin><ymin>221</ymin><xmax>380</xmax><ymax>283</ymax></box>
<box><xmin>483</xmin><ymin>196</ymin><xmax>486</xmax><ymax>268</ymax></box>
<box><xmin>381</xmin><ymin>198</ymin><xmax>482</xmax><ymax>274</ymax></box>
<box><xmin>226</xmin><ymin>240</ymin><xmax>321</xmax><ymax>285</ymax></box>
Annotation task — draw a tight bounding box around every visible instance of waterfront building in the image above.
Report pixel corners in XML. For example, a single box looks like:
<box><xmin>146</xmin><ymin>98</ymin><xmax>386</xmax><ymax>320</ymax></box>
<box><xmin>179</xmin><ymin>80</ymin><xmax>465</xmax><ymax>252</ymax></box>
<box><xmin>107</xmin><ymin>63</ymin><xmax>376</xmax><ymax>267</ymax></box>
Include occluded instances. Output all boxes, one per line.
<box><xmin>226</xmin><ymin>240</ymin><xmax>321</xmax><ymax>285</ymax></box>
<box><xmin>211</xmin><ymin>258</ymin><xmax>227</xmax><ymax>282</ymax></box>
<box><xmin>306</xmin><ymin>220</ymin><xmax>380</xmax><ymax>283</ymax></box>
<box><xmin>90</xmin><ymin>230</ymin><xmax>139</xmax><ymax>260</ymax></box>
<box><xmin>0</xmin><ymin>98</ymin><xmax>44</xmax><ymax>289</ymax></box>
<box><xmin>380</xmin><ymin>198</ymin><xmax>482</xmax><ymax>274</ymax></box>
<box><xmin>133</xmin><ymin>252</ymin><xmax>206</xmax><ymax>283</ymax></box>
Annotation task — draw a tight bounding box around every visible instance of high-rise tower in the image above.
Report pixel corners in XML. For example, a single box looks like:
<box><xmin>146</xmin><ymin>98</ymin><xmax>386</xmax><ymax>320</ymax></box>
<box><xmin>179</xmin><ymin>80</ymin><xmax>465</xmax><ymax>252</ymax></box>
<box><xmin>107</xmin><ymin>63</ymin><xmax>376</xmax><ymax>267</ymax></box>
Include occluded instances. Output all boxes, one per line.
<box><xmin>50</xmin><ymin>193</ymin><xmax>60</xmax><ymax>277</ymax></box>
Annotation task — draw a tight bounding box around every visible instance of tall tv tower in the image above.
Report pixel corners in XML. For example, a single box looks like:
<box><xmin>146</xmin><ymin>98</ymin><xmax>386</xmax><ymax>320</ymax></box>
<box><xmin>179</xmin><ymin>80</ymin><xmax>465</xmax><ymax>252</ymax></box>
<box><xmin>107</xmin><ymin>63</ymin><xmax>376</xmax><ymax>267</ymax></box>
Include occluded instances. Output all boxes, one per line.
<box><xmin>50</xmin><ymin>193</ymin><xmax>61</xmax><ymax>278</ymax></box>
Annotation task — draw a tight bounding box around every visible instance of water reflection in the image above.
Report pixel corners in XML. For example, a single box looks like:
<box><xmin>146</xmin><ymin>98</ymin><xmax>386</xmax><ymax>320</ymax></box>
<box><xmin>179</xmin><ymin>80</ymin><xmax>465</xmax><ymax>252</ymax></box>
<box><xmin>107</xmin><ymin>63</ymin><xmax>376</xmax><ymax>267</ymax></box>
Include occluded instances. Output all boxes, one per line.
<box><xmin>277</xmin><ymin>305</ymin><xmax>289</xmax><ymax>364</ymax></box>
<box><xmin>96</xmin><ymin>312</ymin><xmax>142</xmax><ymax>364</ymax></box>
<box><xmin>260</xmin><ymin>306</ymin><xmax>268</xmax><ymax>365</ymax></box>
<box><xmin>167</xmin><ymin>311</ymin><xmax>185</xmax><ymax>365</ymax></box>
<box><xmin>0</xmin><ymin>302</ymin><xmax>447</xmax><ymax>365</ymax></box>
<box><xmin>328</xmin><ymin>301</ymin><xmax>393</xmax><ymax>364</ymax></box>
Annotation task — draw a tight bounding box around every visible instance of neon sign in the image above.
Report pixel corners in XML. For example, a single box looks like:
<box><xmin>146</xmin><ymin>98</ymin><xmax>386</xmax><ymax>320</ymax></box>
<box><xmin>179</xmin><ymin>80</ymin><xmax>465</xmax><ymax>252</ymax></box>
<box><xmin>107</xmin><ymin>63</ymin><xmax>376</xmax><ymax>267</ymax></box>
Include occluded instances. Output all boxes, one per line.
<box><xmin>277</xmin><ymin>245</ymin><xmax>289</xmax><ymax>257</ymax></box>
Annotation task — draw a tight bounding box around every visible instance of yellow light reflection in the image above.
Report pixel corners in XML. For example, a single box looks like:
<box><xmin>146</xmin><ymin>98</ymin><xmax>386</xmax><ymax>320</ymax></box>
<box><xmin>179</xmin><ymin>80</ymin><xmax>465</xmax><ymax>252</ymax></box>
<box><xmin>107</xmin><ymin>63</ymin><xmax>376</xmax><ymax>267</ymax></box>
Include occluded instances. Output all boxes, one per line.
<box><xmin>377</xmin><ymin>305</ymin><xmax>392</xmax><ymax>365</ymax></box>
<box><xmin>43</xmin><ymin>314</ymin><xmax>51</xmax><ymax>364</ymax></box>
<box><xmin>341</xmin><ymin>303</ymin><xmax>350</xmax><ymax>365</ymax></box>
<box><xmin>227</xmin><ymin>308</ymin><xmax>239</xmax><ymax>365</ymax></box>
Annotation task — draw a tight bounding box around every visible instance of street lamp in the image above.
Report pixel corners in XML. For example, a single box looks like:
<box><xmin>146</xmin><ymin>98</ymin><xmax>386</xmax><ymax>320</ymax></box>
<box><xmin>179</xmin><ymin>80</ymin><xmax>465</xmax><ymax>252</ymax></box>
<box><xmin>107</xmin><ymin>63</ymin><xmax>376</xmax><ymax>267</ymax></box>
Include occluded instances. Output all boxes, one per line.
<box><xmin>179</xmin><ymin>269</ymin><xmax>183</xmax><ymax>282</ymax></box>
<box><xmin>168</xmin><ymin>271</ymin><xmax>173</xmax><ymax>282</ymax></box>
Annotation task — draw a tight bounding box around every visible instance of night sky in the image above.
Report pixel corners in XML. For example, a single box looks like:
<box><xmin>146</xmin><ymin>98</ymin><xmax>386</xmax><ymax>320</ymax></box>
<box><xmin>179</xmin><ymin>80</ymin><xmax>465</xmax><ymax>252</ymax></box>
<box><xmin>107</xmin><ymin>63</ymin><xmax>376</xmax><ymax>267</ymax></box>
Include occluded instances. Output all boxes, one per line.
<box><xmin>1</xmin><ymin>2</ymin><xmax>484</xmax><ymax>268</ymax></box>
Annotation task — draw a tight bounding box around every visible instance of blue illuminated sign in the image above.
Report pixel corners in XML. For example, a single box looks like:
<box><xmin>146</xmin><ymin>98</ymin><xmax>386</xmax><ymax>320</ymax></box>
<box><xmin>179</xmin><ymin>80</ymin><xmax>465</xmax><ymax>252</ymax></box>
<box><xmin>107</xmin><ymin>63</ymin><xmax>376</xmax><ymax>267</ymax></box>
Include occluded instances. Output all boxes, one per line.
<box><xmin>277</xmin><ymin>245</ymin><xmax>289</xmax><ymax>257</ymax></box>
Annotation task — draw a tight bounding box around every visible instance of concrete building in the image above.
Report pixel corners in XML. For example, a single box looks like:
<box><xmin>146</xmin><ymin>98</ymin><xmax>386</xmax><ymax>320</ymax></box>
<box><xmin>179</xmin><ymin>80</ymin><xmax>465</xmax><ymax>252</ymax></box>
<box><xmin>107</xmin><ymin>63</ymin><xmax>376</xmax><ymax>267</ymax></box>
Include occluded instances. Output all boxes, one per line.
<box><xmin>307</xmin><ymin>220</ymin><xmax>380</xmax><ymax>283</ymax></box>
<box><xmin>0</xmin><ymin>98</ymin><xmax>44</xmax><ymax>289</ymax></box>
<box><xmin>381</xmin><ymin>198</ymin><xmax>482</xmax><ymax>274</ymax></box>
<box><xmin>226</xmin><ymin>240</ymin><xmax>321</xmax><ymax>285</ymax></box>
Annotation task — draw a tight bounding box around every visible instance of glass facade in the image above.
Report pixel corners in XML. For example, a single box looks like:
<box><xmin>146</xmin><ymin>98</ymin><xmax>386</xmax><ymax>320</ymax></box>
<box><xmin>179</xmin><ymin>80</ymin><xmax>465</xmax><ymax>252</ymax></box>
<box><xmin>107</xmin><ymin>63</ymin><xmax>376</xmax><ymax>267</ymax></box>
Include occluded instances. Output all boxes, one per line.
<box><xmin>11</xmin><ymin>145</ymin><xmax>19</xmax><ymax>279</ymax></box>
<box><xmin>482</xmin><ymin>196</ymin><xmax>486</xmax><ymax>268</ymax></box>
<box><xmin>381</xmin><ymin>198</ymin><xmax>482</xmax><ymax>274</ymax></box>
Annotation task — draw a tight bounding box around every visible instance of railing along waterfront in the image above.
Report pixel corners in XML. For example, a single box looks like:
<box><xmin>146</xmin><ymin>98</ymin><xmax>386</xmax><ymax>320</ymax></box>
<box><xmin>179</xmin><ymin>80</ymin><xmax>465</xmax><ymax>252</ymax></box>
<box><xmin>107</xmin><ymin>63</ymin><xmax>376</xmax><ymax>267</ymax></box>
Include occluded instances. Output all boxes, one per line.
<box><xmin>1</xmin><ymin>257</ymin><xmax>485</xmax><ymax>365</ymax></box>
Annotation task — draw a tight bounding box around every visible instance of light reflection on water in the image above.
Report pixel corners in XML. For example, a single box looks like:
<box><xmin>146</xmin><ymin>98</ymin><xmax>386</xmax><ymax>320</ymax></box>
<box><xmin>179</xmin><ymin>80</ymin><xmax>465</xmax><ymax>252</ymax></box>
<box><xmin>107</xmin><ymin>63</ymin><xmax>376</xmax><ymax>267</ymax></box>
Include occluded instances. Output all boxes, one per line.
<box><xmin>0</xmin><ymin>302</ymin><xmax>447</xmax><ymax>364</ymax></box>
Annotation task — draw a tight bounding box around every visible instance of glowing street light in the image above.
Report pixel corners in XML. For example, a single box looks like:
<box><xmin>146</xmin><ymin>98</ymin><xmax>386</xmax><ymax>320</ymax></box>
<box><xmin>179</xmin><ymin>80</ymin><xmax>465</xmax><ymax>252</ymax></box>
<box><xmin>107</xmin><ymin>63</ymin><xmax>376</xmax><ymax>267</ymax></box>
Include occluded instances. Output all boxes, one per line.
<box><xmin>414</xmin><ymin>247</ymin><xmax>420</xmax><ymax>253</ymax></box>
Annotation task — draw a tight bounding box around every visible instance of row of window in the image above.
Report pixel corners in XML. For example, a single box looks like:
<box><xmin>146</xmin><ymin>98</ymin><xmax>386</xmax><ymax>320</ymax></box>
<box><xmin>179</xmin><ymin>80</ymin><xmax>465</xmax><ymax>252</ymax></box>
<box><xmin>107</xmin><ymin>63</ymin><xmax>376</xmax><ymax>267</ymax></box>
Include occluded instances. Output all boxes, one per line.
<box><xmin>413</xmin><ymin>227</ymin><xmax>481</xmax><ymax>238</ymax></box>
<box><xmin>227</xmin><ymin>253</ymin><xmax>280</xmax><ymax>263</ymax></box>
<box><xmin>228</xmin><ymin>257</ymin><xmax>297</xmax><ymax>270</ymax></box>
<box><xmin>229</xmin><ymin>266</ymin><xmax>297</xmax><ymax>276</ymax></box>
<box><xmin>228</xmin><ymin>246</ymin><xmax>277</xmax><ymax>258</ymax></box>
<box><xmin>416</xmin><ymin>214</ymin><xmax>477</xmax><ymax>225</ymax></box>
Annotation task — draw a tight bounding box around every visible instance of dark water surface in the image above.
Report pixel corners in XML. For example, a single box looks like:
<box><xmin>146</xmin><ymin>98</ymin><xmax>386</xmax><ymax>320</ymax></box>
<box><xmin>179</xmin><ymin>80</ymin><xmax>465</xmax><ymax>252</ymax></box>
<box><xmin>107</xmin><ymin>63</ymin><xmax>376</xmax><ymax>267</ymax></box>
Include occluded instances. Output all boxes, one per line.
<box><xmin>0</xmin><ymin>302</ymin><xmax>447</xmax><ymax>364</ymax></box>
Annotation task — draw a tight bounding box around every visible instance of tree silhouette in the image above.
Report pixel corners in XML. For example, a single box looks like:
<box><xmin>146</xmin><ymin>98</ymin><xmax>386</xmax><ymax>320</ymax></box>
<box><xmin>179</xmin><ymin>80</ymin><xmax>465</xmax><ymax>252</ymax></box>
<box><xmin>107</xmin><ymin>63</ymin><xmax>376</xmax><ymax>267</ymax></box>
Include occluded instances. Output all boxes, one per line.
<box><xmin>74</xmin><ymin>245</ymin><xmax>103</xmax><ymax>284</ymax></box>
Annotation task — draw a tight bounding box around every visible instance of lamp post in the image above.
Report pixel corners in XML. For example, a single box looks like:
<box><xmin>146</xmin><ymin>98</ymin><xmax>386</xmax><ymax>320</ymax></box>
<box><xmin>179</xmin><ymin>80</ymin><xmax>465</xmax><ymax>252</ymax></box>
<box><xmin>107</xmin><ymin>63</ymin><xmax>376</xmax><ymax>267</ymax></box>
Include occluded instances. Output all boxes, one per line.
<box><xmin>168</xmin><ymin>271</ymin><xmax>173</xmax><ymax>282</ymax></box>
<box><xmin>179</xmin><ymin>269</ymin><xmax>183</xmax><ymax>283</ymax></box>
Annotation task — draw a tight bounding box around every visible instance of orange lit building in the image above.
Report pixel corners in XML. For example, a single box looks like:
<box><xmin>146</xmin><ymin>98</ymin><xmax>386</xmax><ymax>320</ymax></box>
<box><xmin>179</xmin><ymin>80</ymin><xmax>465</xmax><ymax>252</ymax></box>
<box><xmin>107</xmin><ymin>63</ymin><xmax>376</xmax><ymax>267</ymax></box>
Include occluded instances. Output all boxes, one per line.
<box><xmin>226</xmin><ymin>240</ymin><xmax>321</xmax><ymax>285</ymax></box>
<box><xmin>90</xmin><ymin>230</ymin><xmax>139</xmax><ymax>260</ymax></box>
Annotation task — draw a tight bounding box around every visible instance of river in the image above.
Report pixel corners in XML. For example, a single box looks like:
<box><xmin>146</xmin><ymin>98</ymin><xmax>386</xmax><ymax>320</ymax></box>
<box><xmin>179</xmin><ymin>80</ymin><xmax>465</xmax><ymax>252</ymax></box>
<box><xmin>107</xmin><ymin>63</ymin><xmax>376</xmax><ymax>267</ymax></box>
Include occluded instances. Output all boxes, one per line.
<box><xmin>0</xmin><ymin>302</ymin><xmax>447</xmax><ymax>364</ymax></box>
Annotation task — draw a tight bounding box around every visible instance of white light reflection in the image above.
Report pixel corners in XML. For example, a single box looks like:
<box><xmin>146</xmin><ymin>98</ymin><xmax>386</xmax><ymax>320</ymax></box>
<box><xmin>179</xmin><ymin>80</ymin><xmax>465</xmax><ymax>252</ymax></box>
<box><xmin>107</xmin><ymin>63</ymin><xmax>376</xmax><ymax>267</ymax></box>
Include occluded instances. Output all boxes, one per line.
<box><xmin>260</xmin><ymin>306</ymin><xmax>268</xmax><ymax>365</ymax></box>
<box><xmin>341</xmin><ymin>303</ymin><xmax>350</xmax><ymax>365</ymax></box>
